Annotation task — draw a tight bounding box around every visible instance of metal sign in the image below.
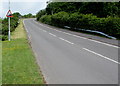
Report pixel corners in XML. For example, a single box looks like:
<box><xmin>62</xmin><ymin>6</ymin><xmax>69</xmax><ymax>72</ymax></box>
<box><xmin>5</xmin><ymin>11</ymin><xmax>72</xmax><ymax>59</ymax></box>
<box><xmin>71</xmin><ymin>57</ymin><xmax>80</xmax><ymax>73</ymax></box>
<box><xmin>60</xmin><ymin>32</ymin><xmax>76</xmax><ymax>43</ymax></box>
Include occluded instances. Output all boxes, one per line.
<box><xmin>6</xmin><ymin>10</ymin><xmax>13</xmax><ymax>17</ymax></box>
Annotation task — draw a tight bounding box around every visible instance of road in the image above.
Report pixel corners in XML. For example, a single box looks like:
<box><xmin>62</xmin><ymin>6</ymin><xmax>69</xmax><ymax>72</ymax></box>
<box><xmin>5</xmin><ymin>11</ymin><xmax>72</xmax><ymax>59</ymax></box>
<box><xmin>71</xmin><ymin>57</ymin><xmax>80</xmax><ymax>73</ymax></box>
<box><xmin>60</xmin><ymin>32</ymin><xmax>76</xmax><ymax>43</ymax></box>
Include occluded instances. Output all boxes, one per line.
<box><xmin>23</xmin><ymin>18</ymin><xmax>119</xmax><ymax>84</ymax></box>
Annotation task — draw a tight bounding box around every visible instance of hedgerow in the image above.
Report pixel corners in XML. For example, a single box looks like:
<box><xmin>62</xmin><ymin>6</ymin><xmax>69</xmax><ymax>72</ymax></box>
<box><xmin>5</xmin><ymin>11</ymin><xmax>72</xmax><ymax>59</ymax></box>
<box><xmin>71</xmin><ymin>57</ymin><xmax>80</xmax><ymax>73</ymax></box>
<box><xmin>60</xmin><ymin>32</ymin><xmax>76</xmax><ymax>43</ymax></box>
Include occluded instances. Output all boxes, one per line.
<box><xmin>40</xmin><ymin>15</ymin><xmax>52</xmax><ymax>25</ymax></box>
<box><xmin>39</xmin><ymin>12</ymin><xmax>120</xmax><ymax>38</ymax></box>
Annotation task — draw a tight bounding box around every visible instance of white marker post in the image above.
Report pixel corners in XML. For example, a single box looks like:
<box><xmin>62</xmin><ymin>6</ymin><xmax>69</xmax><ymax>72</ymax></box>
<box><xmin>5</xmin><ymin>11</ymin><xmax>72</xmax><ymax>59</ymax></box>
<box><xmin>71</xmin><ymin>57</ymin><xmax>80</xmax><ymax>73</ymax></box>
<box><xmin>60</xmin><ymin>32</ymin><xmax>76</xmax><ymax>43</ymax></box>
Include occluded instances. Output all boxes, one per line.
<box><xmin>6</xmin><ymin>0</ymin><xmax>13</xmax><ymax>41</ymax></box>
<box><xmin>8</xmin><ymin>17</ymin><xmax>10</xmax><ymax>41</ymax></box>
<box><xmin>8</xmin><ymin>0</ymin><xmax>10</xmax><ymax>41</ymax></box>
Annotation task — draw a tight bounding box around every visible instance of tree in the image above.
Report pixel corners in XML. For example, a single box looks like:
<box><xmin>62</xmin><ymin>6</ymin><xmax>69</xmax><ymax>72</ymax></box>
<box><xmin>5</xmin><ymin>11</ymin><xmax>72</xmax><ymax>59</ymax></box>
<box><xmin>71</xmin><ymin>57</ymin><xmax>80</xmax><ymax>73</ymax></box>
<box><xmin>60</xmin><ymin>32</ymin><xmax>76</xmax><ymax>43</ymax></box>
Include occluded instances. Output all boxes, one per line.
<box><xmin>45</xmin><ymin>2</ymin><xmax>119</xmax><ymax>17</ymax></box>
<box><xmin>36</xmin><ymin>10</ymin><xmax>46</xmax><ymax>21</ymax></box>
<box><xmin>22</xmin><ymin>13</ymin><xmax>35</xmax><ymax>18</ymax></box>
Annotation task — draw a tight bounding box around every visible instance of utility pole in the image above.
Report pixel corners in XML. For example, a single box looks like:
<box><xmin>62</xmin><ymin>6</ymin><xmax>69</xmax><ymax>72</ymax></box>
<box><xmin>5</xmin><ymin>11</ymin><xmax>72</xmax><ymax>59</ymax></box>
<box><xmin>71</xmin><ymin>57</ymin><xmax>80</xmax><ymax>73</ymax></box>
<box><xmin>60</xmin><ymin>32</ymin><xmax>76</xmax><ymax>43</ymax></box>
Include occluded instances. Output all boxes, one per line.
<box><xmin>8</xmin><ymin>0</ymin><xmax>10</xmax><ymax>41</ymax></box>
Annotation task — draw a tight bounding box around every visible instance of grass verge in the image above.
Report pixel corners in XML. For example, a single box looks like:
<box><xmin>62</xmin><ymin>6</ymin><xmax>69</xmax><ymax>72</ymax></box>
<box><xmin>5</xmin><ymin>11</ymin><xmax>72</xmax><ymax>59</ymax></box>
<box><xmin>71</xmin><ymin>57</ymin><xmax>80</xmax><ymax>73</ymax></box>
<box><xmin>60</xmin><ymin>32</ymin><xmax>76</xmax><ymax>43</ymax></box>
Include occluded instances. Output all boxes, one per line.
<box><xmin>2</xmin><ymin>19</ymin><xmax>44</xmax><ymax>84</ymax></box>
<box><xmin>0</xmin><ymin>41</ymin><xmax>2</xmax><ymax>85</ymax></box>
<box><xmin>11</xmin><ymin>19</ymin><xmax>26</xmax><ymax>39</ymax></box>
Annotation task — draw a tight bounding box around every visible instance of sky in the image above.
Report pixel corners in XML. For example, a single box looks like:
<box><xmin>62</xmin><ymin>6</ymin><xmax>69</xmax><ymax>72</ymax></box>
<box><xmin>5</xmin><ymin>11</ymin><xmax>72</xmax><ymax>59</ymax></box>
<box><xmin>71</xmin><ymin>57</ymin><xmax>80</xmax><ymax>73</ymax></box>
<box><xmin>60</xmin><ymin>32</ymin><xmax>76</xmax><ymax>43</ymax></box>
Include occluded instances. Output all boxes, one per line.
<box><xmin>0</xmin><ymin>0</ymin><xmax>49</xmax><ymax>18</ymax></box>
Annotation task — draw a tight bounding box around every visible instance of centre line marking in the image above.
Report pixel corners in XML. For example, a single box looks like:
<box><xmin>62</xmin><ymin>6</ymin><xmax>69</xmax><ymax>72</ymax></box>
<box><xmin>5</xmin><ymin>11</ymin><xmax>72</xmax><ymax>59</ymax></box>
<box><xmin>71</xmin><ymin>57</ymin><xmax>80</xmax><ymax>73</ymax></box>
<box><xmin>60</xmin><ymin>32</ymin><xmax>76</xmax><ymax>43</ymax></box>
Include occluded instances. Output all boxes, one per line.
<box><xmin>83</xmin><ymin>48</ymin><xmax>119</xmax><ymax>64</ymax></box>
<box><xmin>59</xmin><ymin>37</ymin><xmax>74</xmax><ymax>45</ymax></box>
<box><xmin>42</xmin><ymin>30</ymin><xmax>47</xmax><ymax>32</ymax></box>
<box><xmin>49</xmin><ymin>33</ymin><xmax>57</xmax><ymax>37</ymax></box>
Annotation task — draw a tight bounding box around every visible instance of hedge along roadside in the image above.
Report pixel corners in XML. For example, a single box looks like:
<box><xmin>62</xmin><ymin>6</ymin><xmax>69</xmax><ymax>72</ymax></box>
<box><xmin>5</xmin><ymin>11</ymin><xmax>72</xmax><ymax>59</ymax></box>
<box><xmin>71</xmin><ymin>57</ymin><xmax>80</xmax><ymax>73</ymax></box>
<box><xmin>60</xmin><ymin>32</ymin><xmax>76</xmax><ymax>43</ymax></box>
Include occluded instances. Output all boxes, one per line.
<box><xmin>39</xmin><ymin>12</ymin><xmax>120</xmax><ymax>39</ymax></box>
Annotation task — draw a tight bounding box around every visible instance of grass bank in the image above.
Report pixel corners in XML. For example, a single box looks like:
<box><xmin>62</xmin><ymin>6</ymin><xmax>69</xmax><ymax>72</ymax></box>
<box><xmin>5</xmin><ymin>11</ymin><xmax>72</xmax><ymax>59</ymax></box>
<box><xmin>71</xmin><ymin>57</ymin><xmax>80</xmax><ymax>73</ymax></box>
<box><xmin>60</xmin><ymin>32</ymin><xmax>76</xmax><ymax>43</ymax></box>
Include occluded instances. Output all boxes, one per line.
<box><xmin>2</xmin><ymin>19</ymin><xmax>44</xmax><ymax>84</ymax></box>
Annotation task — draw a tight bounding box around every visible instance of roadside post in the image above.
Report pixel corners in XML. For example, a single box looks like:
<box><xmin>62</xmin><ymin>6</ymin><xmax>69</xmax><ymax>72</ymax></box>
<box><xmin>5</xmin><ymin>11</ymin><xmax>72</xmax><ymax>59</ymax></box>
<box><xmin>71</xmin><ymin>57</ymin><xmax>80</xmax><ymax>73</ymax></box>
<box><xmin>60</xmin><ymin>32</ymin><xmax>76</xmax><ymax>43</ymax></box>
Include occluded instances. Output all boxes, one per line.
<box><xmin>6</xmin><ymin>0</ymin><xmax>13</xmax><ymax>41</ymax></box>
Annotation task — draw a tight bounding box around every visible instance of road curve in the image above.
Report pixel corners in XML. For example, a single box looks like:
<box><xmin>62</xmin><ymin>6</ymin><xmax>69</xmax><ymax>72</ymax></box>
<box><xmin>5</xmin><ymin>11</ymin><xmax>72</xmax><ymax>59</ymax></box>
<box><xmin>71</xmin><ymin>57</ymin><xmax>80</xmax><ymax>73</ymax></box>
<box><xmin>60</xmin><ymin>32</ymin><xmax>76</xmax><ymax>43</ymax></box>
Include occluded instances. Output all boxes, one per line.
<box><xmin>23</xmin><ymin>18</ymin><xmax>118</xmax><ymax>84</ymax></box>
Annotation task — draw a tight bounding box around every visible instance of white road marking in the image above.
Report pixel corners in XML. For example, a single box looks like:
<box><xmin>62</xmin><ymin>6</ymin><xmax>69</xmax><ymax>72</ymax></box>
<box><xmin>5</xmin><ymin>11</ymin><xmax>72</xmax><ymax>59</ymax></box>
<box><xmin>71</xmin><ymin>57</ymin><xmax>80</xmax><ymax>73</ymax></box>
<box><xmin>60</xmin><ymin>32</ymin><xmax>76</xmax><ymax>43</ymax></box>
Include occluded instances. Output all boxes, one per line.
<box><xmin>33</xmin><ymin>20</ymin><xmax>119</xmax><ymax>48</ymax></box>
<box><xmin>71</xmin><ymin>34</ymin><xmax>87</xmax><ymax>39</ymax></box>
<box><xmin>34</xmin><ymin>52</ymin><xmax>38</xmax><ymax>57</ymax></box>
<box><xmin>83</xmin><ymin>48</ymin><xmax>120</xmax><ymax>64</ymax></box>
<box><xmin>25</xmin><ymin>20</ymin><xmax>119</xmax><ymax>64</ymax></box>
<box><xmin>62</xmin><ymin>32</ymin><xmax>73</xmax><ymax>35</ymax></box>
<box><xmin>49</xmin><ymin>33</ymin><xmax>57</xmax><ymax>37</ymax></box>
<box><xmin>42</xmin><ymin>30</ymin><xmax>47</xmax><ymax>32</ymax></box>
<box><xmin>61</xmin><ymin>32</ymin><xmax>118</xmax><ymax>48</ymax></box>
<box><xmin>28</xmin><ymin>35</ymin><xmax>31</xmax><ymax>39</ymax></box>
<box><xmin>86</xmin><ymin>39</ymin><xmax>119</xmax><ymax>48</ymax></box>
<box><xmin>26</xmin><ymin>28</ymin><xmax>29</xmax><ymax>33</ymax></box>
<box><xmin>59</xmin><ymin>37</ymin><xmax>74</xmax><ymax>45</ymax></box>
<box><xmin>54</xmin><ymin>29</ymin><xmax>62</xmax><ymax>32</ymax></box>
<box><xmin>23</xmin><ymin>20</ymin><xmax>29</xmax><ymax>33</ymax></box>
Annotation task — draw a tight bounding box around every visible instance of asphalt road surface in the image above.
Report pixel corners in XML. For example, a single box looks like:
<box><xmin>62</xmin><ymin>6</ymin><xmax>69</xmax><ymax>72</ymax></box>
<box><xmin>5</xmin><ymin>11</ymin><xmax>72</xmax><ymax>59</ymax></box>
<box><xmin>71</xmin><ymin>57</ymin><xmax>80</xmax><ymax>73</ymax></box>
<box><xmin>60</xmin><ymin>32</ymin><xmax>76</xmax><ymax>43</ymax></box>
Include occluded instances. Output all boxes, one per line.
<box><xmin>23</xmin><ymin>19</ymin><xmax>119</xmax><ymax>84</ymax></box>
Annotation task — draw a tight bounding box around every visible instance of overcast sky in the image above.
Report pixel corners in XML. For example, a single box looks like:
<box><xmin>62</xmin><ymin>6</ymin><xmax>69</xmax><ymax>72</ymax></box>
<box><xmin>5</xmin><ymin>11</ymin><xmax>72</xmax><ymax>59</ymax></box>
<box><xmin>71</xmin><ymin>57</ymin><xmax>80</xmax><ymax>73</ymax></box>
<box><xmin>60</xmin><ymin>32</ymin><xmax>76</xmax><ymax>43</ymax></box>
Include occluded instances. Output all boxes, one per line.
<box><xmin>0</xmin><ymin>0</ymin><xmax>48</xmax><ymax>18</ymax></box>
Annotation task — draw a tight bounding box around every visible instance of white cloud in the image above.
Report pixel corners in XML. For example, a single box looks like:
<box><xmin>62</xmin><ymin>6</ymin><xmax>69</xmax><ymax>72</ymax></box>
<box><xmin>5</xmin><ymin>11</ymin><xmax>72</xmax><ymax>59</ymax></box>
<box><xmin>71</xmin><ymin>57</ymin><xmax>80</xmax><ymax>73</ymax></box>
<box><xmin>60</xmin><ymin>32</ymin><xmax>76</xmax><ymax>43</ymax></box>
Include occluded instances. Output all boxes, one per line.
<box><xmin>0</xmin><ymin>0</ymin><xmax>3</xmax><ymax>18</ymax></box>
<box><xmin>2</xmin><ymin>0</ymin><xmax>49</xmax><ymax>2</ymax></box>
<box><xmin>1</xmin><ymin>2</ymin><xmax>47</xmax><ymax>18</ymax></box>
<box><xmin>0</xmin><ymin>0</ymin><xmax>49</xmax><ymax>18</ymax></box>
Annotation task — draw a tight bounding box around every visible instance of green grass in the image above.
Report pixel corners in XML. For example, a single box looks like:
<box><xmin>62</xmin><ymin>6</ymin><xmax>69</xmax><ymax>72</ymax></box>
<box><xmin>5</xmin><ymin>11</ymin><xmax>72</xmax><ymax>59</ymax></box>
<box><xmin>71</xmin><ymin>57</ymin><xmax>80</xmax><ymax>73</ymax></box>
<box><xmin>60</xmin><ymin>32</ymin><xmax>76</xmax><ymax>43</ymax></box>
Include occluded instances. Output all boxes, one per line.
<box><xmin>0</xmin><ymin>41</ymin><xmax>2</xmax><ymax>85</ymax></box>
<box><xmin>11</xmin><ymin>19</ymin><xmax>26</xmax><ymax>39</ymax></box>
<box><xmin>2</xmin><ymin>19</ymin><xmax>44</xmax><ymax>84</ymax></box>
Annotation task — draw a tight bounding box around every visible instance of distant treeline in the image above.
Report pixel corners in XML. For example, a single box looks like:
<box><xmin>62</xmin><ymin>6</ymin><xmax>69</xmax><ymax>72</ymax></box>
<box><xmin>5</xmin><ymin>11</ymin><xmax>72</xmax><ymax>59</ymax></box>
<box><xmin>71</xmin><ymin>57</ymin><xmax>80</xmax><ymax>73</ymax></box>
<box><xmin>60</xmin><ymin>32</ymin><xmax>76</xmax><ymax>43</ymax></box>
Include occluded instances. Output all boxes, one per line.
<box><xmin>1</xmin><ymin>13</ymin><xmax>35</xmax><ymax>41</ymax></box>
<box><xmin>36</xmin><ymin>2</ymin><xmax>120</xmax><ymax>39</ymax></box>
<box><xmin>22</xmin><ymin>13</ymin><xmax>35</xmax><ymax>18</ymax></box>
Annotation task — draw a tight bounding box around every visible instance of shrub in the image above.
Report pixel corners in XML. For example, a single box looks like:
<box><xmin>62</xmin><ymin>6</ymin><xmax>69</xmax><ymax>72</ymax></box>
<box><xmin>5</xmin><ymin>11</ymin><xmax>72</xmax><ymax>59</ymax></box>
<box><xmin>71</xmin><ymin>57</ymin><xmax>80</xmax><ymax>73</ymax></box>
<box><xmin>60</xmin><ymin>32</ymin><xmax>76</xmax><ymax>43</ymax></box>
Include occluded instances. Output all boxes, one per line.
<box><xmin>40</xmin><ymin>15</ymin><xmax>52</xmax><ymax>25</ymax></box>
<box><xmin>51</xmin><ymin>12</ymin><xmax>70</xmax><ymax>27</ymax></box>
<box><xmin>2</xmin><ymin>35</ymin><xmax>8</xmax><ymax>41</ymax></box>
<box><xmin>68</xmin><ymin>12</ymin><xmax>82</xmax><ymax>28</ymax></box>
<box><xmin>36</xmin><ymin>10</ymin><xmax>46</xmax><ymax>21</ymax></box>
<box><xmin>104</xmin><ymin>17</ymin><xmax>120</xmax><ymax>37</ymax></box>
<box><xmin>2</xmin><ymin>12</ymin><xmax>20</xmax><ymax>41</ymax></box>
<box><xmin>75</xmin><ymin>14</ymin><xmax>98</xmax><ymax>30</ymax></box>
<box><xmin>37</xmin><ymin>11</ymin><xmax>120</xmax><ymax>39</ymax></box>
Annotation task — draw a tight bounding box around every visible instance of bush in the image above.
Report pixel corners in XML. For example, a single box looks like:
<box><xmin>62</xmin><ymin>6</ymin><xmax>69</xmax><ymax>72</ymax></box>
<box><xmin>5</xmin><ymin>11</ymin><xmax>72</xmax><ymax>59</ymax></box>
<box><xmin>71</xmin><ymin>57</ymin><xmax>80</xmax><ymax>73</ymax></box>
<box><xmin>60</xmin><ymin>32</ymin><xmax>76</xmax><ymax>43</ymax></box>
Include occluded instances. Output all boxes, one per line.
<box><xmin>40</xmin><ymin>15</ymin><xmax>52</xmax><ymax>25</ymax></box>
<box><xmin>2</xmin><ymin>12</ymin><xmax>21</xmax><ymax>41</ymax></box>
<box><xmin>104</xmin><ymin>17</ymin><xmax>120</xmax><ymax>37</ymax></box>
<box><xmin>37</xmin><ymin>11</ymin><xmax>120</xmax><ymax>39</ymax></box>
<box><xmin>70</xmin><ymin>13</ymin><xmax>98</xmax><ymax>30</ymax></box>
<box><xmin>2</xmin><ymin>35</ymin><xmax>8</xmax><ymax>41</ymax></box>
<box><xmin>0</xmin><ymin>35</ymin><xmax>2</xmax><ymax>40</ymax></box>
<box><xmin>36</xmin><ymin>10</ymin><xmax>46</xmax><ymax>21</ymax></box>
<box><xmin>51</xmin><ymin>12</ymin><xmax>70</xmax><ymax>27</ymax></box>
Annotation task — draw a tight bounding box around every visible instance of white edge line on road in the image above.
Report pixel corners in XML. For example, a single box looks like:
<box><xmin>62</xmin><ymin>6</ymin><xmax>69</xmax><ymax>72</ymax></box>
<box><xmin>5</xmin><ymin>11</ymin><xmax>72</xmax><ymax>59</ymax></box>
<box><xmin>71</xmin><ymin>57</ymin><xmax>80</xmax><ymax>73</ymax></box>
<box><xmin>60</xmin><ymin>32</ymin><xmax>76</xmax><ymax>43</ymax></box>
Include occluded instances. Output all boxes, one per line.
<box><xmin>59</xmin><ymin>37</ymin><xmax>74</xmax><ymax>45</ymax></box>
<box><xmin>33</xmin><ymin>20</ymin><xmax>119</xmax><ymax>48</ymax></box>
<box><xmin>26</xmin><ymin>28</ymin><xmax>29</xmax><ymax>33</ymax></box>
<box><xmin>49</xmin><ymin>33</ymin><xmax>57</xmax><ymax>37</ymax></box>
<box><xmin>34</xmin><ymin>52</ymin><xmax>38</xmax><ymax>57</ymax></box>
<box><xmin>23</xmin><ymin>20</ymin><xmax>29</xmax><ymax>33</ymax></box>
<box><xmin>28</xmin><ymin>34</ymin><xmax>31</xmax><ymax>39</ymax></box>
<box><xmin>83</xmin><ymin>48</ymin><xmax>120</xmax><ymax>64</ymax></box>
<box><xmin>61</xmin><ymin>32</ymin><xmax>119</xmax><ymax>48</ymax></box>
<box><xmin>23</xmin><ymin>20</ymin><xmax>32</xmax><ymax>41</ymax></box>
